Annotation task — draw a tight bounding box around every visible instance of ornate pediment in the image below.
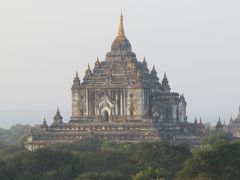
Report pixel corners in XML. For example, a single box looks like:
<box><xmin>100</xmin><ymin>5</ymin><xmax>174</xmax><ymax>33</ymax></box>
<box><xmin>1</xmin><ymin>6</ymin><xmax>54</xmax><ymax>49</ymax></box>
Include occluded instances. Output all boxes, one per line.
<box><xmin>95</xmin><ymin>90</ymin><xmax>116</xmax><ymax>120</ymax></box>
<box><xmin>96</xmin><ymin>91</ymin><xmax>115</xmax><ymax>108</ymax></box>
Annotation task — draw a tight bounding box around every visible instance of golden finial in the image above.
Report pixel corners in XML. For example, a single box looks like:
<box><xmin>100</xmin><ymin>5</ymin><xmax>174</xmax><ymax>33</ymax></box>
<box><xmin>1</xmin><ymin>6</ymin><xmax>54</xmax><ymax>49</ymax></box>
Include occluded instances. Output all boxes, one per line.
<box><xmin>117</xmin><ymin>13</ymin><xmax>125</xmax><ymax>38</ymax></box>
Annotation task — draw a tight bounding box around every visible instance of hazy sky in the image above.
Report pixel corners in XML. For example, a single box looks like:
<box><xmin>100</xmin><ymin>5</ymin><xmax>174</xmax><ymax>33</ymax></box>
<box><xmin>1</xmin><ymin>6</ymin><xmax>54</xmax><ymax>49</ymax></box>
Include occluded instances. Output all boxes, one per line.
<box><xmin>0</xmin><ymin>0</ymin><xmax>240</xmax><ymax>128</ymax></box>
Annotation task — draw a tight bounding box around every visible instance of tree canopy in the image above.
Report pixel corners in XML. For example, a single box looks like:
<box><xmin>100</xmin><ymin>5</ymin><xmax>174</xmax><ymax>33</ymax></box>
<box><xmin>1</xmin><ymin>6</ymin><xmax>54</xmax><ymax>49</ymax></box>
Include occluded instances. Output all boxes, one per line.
<box><xmin>177</xmin><ymin>133</ymin><xmax>240</xmax><ymax>180</ymax></box>
<box><xmin>0</xmin><ymin>139</ymin><xmax>191</xmax><ymax>180</ymax></box>
<box><xmin>0</xmin><ymin>130</ymin><xmax>239</xmax><ymax>180</ymax></box>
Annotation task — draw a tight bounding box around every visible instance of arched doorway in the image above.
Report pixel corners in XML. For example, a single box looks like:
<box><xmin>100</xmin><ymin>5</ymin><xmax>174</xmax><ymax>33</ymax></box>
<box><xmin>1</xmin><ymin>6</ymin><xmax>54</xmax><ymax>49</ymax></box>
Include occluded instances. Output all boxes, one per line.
<box><xmin>101</xmin><ymin>110</ymin><xmax>109</xmax><ymax>121</ymax></box>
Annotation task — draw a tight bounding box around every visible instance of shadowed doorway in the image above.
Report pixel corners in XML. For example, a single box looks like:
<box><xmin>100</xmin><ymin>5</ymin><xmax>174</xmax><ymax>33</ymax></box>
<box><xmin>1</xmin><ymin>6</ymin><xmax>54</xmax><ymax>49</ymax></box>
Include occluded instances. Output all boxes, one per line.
<box><xmin>101</xmin><ymin>110</ymin><xmax>109</xmax><ymax>122</ymax></box>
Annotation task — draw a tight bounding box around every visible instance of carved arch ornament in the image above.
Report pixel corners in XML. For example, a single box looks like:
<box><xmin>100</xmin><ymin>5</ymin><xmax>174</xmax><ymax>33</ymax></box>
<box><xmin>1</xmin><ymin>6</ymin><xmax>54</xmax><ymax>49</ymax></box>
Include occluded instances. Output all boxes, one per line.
<box><xmin>95</xmin><ymin>92</ymin><xmax>116</xmax><ymax>121</ymax></box>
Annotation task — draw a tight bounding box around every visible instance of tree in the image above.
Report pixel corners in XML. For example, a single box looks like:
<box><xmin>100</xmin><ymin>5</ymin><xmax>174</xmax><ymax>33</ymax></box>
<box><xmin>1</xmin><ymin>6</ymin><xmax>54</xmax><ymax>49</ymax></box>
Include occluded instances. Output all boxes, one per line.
<box><xmin>200</xmin><ymin>132</ymin><xmax>235</xmax><ymax>151</ymax></box>
<box><xmin>177</xmin><ymin>141</ymin><xmax>240</xmax><ymax>180</ymax></box>
<box><xmin>131</xmin><ymin>141</ymin><xmax>192</xmax><ymax>179</ymax></box>
<box><xmin>132</xmin><ymin>167</ymin><xmax>164</xmax><ymax>180</ymax></box>
<box><xmin>75</xmin><ymin>171</ymin><xmax>125</xmax><ymax>180</ymax></box>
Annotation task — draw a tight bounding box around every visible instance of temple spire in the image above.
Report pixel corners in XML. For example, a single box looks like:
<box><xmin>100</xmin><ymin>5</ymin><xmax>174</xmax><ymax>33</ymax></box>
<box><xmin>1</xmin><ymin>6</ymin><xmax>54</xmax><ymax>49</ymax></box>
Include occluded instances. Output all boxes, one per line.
<box><xmin>143</xmin><ymin>56</ymin><xmax>146</xmax><ymax>62</ymax></box>
<box><xmin>230</xmin><ymin>114</ymin><xmax>233</xmax><ymax>123</ymax></box>
<box><xmin>142</xmin><ymin>56</ymin><xmax>147</xmax><ymax>68</ymax></box>
<box><xmin>194</xmin><ymin>117</ymin><xmax>197</xmax><ymax>124</ymax></box>
<box><xmin>150</xmin><ymin>65</ymin><xmax>157</xmax><ymax>75</ymax></box>
<box><xmin>73</xmin><ymin>70</ymin><xmax>80</xmax><ymax>87</ymax></box>
<box><xmin>43</xmin><ymin>117</ymin><xmax>47</xmax><ymax>125</ymax></box>
<box><xmin>53</xmin><ymin>107</ymin><xmax>63</xmax><ymax>124</ymax></box>
<box><xmin>117</xmin><ymin>13</ymin><xmax>125</xmax><ymax>38</ymax></box>
<box><xmin>162</xmin><ymin>72</ymin><xmax>171</xmax><ymax>93</ymax></box>
<box><xmin>96</xmin><ymin>56</ymin><xmax>100</xmax><ymax>63</ymax></box>
<box><xmin>95</xmin><ymin>56</ymin><xmax>100</xmax><ymax>69</ymax></box>
<box><xmin>164</xmin><ymin>72</ymin><xmax>167</xmax><ymax>79</ymax></box>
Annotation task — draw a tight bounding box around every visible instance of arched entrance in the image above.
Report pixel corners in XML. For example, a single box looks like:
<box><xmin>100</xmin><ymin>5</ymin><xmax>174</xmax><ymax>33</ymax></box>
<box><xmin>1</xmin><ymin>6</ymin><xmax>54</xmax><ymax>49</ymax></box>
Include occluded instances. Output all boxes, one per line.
<box><xmin>101</xmin><ymin>110</ymin><xmax>109</xmax><ymax>121</ymax></box>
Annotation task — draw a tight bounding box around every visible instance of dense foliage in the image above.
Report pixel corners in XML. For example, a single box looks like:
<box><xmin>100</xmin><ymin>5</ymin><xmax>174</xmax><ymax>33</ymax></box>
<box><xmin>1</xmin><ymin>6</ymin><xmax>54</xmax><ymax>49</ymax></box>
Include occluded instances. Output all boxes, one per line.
<box><xmin>0</xmin><ymin>124</ymin><xmax>32</xmax><ymax>145</ymax></box>
<box><xmin>176</xmin><ymin>132</ymin><xmax>240</xmax><ymax>180</ymax></box>
<box><xmin>0</xmin><ymin>139</ymin><xmax>191</xmax><ymax>180</ymax></box>
<box><xmin>0</xmin><ymin>128</ymin><xmax>239</xmax><ymax>180</ymax></box>
<box><xmin>177</xmin><ymin>141</ymin><xmax>240</xmax><ymax>180</ymax></box>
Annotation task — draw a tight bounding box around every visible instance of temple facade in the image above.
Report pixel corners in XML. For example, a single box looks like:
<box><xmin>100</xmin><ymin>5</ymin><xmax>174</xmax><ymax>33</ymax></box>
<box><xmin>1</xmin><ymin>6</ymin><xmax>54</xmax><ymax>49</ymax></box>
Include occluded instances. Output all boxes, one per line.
<box><xmin>25</xmin><ymin>15</ymin><xmax>206</xmax><ymax>151</ymax></box>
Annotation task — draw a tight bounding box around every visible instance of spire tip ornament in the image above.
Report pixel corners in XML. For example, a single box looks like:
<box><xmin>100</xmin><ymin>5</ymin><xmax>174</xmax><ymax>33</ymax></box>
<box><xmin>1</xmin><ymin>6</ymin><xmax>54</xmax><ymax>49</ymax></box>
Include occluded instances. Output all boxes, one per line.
<box><xmin>164</xmin><ymin>72</ymin><xmax>167</xmax><ymax>78</ymax></box>
<box><xmin>117</xmin><ymin>13</ymin><xmax>125</xmax><ymax>38</ymax></box>
<box><xmin>57</xmin><ymin>107</ymin><xmax>60</xmax><ymax>113</ymax></box>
